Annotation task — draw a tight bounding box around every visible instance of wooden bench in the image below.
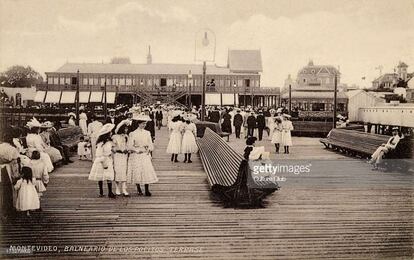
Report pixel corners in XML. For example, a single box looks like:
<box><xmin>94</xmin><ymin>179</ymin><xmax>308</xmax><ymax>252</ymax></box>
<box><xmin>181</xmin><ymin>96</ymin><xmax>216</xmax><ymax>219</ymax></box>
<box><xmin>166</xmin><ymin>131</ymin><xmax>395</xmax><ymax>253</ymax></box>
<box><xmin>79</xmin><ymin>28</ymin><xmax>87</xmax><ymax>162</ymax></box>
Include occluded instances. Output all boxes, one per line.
<box><xmin>197</xmin><ymin>128</ymin><xmax>279</xmax><ymax>206</ymax></box>
<box><xmin>292</xmin><ymin>121</ymin><xmax>333</xmax><ymax>137</ymax></box>
<box><xmin>195</xmin><ymin>121</ymin><xmax>230</xmax><ymax>141</ymax></box>
<box><xmin>57</xmin><ymin>126</ymin><xmax>83</xmax><ymax>149</ymax></box>
<box><xmin>320</xmin><ymin>129</ymin><xmax>389</xmax><ymax>157</ymax></box>
<box><xmin>320</xmin><ymin>129</ymin><xmax>414</xmax><ymax>172</ymax></box>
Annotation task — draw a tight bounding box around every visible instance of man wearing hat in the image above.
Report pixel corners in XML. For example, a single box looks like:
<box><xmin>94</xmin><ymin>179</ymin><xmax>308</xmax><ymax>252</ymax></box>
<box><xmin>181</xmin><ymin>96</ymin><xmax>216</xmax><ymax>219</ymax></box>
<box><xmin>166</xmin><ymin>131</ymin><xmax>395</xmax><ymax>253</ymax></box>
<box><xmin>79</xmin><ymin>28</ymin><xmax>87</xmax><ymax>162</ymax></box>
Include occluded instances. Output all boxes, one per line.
<box><xmin>155</xmin><ymin>107</ymin><xmax>163</xmax><ymax>130</ymax></box>
<box><xmin>246</xmin><ymin>111</ymin><xmax>256</xmax><ymax>138</ymax></box>
<box><xmin>256</xmin><ymin>110</ymin><xmax>266</xmax><ymax>141</ymax></box>
<box><xmin>233</xmin><ymin>109</ymin><xmax>243</xmax><ymax>139</ymax></box>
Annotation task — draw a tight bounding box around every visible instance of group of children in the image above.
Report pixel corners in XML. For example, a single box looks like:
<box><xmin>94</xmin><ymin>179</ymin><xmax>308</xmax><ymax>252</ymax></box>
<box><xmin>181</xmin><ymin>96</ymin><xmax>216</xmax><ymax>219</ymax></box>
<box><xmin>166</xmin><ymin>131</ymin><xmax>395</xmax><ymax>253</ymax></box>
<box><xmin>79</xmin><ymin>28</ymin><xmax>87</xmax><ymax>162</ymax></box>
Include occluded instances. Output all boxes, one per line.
<box><xmin>87</xmin><ymin>111</ymin><xmax>158</xmax><ymax>198</ymax></box>
<box><xmin>166</xmin><ymin>112</ymin><xmax>198</xmax><ymax>163</ymax></box>
<box><xmin>269</xmin><ymin>113</ymin><xmax>294</xmax><ymax>154</ymax></box>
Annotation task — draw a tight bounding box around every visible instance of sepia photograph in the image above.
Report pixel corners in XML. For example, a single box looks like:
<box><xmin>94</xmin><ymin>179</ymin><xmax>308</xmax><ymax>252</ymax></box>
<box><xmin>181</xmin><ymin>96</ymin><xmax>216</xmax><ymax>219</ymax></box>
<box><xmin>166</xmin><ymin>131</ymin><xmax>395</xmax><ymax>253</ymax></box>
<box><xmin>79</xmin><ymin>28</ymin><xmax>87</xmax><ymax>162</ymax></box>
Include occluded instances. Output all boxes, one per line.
<box><xmin>0</xmin><ymin>0</ymin><xmax>413</xmax><ymax>259</ymax></box>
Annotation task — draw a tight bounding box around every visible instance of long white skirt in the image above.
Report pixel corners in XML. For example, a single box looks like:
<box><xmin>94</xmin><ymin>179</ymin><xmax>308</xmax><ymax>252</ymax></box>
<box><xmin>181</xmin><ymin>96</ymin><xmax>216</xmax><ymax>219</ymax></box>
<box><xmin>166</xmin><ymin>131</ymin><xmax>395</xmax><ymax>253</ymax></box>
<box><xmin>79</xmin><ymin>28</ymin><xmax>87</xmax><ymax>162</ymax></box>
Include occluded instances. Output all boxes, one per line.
<box><xmin>181</xmin><ymin>131</ymin><xmax>198</xmax><ymax>153</ymax></box>
<box><xmin>45</xmin><ymin>146</ymin><xmax>63</xmax><ymax>163</ymax></box>
<box><xmin>113</xmin><ymin>153</ymin><xmax>128</xmax><ymax>182</ymax></box>
<box><xmin>166</xmin><ymin>131</ymin><xmax>182</xmax><ymax>154</ymax></box>
<box><xmin>79</xmin><ymin>119</ymin><xmax>88</xmax><ymax>135</ymax></box>
<box><xmin>88</xmin><ymin>157</ymin><xmax>115</xmax><ymax>181</ymax></box>
<box><xmin>271</xmin><ymin>130</ymin><xmax>282</xmax><ymax>144</ymax></box>
<box><xmin>127</xmin><ymin>153</ymin><xmax>158</xmax><ymax>184</ymax></box>
<box><xmin>281</xmin><ymin>131</ymin><xmax>292</xmax><ymax>146</ymax></box>
<box><xmin>15</xmin><ymin>183</ymin><xmax>40</xmax><ymax>211</ymax></box>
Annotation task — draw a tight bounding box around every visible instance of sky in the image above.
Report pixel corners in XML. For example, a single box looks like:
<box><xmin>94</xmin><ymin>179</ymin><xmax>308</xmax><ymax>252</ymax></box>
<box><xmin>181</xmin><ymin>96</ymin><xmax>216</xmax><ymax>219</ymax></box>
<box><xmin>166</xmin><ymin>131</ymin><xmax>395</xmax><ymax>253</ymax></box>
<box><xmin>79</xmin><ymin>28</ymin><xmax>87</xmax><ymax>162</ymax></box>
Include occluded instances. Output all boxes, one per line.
<box><xmin>1</xmin><ymin>0</ymin><xmax>413</xmax><ymax>88</ymax></box>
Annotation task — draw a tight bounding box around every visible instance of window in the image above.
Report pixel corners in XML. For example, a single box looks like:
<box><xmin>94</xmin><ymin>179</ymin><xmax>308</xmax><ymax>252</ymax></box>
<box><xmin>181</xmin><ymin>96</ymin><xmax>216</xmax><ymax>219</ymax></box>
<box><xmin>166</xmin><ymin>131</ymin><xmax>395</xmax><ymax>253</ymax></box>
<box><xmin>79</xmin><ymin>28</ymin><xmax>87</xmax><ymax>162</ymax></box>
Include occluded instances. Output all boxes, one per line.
<box><xmin>126</xmin><ymin>76</ymin><xmax>132</xmax><ymax>86</ymax></box>
<box><xmin>160</xmin><ymin>78</ymin><xmax>167</xmax><ymax>86</ymax></box>
<box><xmin>244</xmin><ymin>79</ymin><xmax>250</xmax><ymax>87</ymax></box>
<box><xmin>312</xmin><ymin>103</ymin><xmax>325</xmax><ymax>111</ymax></box>
<box><xmin>303</xmin><ymin>78</ymin><xmax>306</xmax><ymax>83</ymax></box>
<box><xmin>71</xmin><ymin>77</ymin><xmax>77</xmax><ymax>85</ymax></box>
<box><xmin>119</xmin><ymin>76</ymin><xmax>125</xmax><ymax>86</ymax></box>
<box><xmin>65</xmin><ymin>77</ymin><xmax>70</xmax><ymax>85</ymax></box>
<box><xmin>82</xmin><ymin>77</ymin><xmax>88</xmax><ymax>85</ymax></box>
<box><xmin>53</xmin><ymin>77</ymin><xmax>58</xmax><ymax>85</ymax></box>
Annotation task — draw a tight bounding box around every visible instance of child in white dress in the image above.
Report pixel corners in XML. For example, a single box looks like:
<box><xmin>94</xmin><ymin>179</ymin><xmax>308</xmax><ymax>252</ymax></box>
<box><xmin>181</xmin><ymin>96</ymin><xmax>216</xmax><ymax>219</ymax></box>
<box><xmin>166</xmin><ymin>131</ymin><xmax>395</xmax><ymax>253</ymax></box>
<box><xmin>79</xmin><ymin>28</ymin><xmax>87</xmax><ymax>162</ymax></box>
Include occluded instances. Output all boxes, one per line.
<box><xmin>112</xmin><ymin>120</ymin><xmax>130</xmax><ymax>196</ymax></box>
<box><xmin>88</xmin><ymin>124</ymin><xmax>116</xmax><ymax>198</ymax></box>
<box><xmin>166</xmin><ymin>116</ymin><xmax>183</xmax><ymax>162</ymax></box>
<box><xmin>29</xmin><ymin>151</ymin><xmax>49</xmax><ymax>198</ymax></box>
<box><xmin>281</xmin><ymin>114</ymin><xmax>294</xmax><ymax>154</ymax></box>
<box><xmin>14</xmin><ymin>167</ymin><xmax>40</xmax><ymax>216</ymax></box>
<box><xmin>127</xmin><ymin>113</ymin><xmax>158</xmax><ymax>196</ymax></box>
<box><xmin>181</xmin><ymin>115</ymin><xmax>198</xmax><ymax>163</ymax></box>
<box><xmin>77</xmin><ymin>136</ymin><xmax>91</xmax><ymax>160</ymax></box>
<box><xmin>271</xmin><ymin>117</ymin><xmax>283</xmax><ymax>153</ymax></box>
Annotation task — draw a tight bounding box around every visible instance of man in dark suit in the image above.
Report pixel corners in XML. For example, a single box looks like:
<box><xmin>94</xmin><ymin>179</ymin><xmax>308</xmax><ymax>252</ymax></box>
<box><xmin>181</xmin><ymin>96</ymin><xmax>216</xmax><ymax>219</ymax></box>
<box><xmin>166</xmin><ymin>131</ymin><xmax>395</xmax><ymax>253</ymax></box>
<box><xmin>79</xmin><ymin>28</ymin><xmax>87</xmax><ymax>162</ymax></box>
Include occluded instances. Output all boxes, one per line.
<box><xmin>246</xmin><ymin>111</ymin><xmax>256</xmax><ymax>137</ymax></box>
<box><xmin>209</xmin><ymin>108</ymin><xmax>220</xmax><ymax>123</ymax></box>
<box><xmin>155</xmin><ymin>108</ymin><xmax>163</xmax><ymax>130</ymax></box>
<box><xmin>233</xmin><ymin>110</ymin><xmax>243</xmax><ymax>139</ymax></box>
<box><xmin>256</xmin><ymin>110</ymin><xmax>266</xmax><ymax>141</ymax></box>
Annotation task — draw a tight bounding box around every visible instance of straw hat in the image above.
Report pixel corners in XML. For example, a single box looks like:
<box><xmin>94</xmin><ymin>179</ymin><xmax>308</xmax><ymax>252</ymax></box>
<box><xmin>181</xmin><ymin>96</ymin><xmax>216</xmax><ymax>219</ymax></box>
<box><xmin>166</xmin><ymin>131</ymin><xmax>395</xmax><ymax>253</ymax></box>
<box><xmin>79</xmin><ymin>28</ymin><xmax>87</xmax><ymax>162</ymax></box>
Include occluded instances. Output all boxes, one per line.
<box><xmin>115</xmin><ymin>119</ymin><xmax>131</xmax><ymax>134</ymax></box>
<box><xmin>132</xmin><ymin>112</ymin><xmax>151</xmax><ymax>122</ymax></box>
<box><xmin>68</xmin><ymin>112</ymin><xmax>76</xmax><ymax>118</ymax></box>
<box><xmin>41</xmin><ymin>121</ymin><xmax>54</xmax><ymax>128</ymax></box>
<box><xmin>97</xmin><ymin>123</ymin><xmax>115</xmax><ymax>137</ymax></box>
<box><xmin>26</xmin><ymin>117</ymin><xmax>42</xmax><ymax>129</ymax></box>
<box><xmin>282</xmin><ymin>113</ymin><xmax>291</xmax><ymax>118</ymax></box>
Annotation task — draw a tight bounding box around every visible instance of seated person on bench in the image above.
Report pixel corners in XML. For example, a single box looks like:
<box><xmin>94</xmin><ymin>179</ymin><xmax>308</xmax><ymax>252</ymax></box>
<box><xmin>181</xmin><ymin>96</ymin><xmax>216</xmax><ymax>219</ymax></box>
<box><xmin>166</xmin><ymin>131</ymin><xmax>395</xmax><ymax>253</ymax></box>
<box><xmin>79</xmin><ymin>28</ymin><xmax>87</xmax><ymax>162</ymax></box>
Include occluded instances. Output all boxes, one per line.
<box><xmin>369</xmin><ymin>127</ymin><xmax>402</xmax><ymax>170</ymax></box>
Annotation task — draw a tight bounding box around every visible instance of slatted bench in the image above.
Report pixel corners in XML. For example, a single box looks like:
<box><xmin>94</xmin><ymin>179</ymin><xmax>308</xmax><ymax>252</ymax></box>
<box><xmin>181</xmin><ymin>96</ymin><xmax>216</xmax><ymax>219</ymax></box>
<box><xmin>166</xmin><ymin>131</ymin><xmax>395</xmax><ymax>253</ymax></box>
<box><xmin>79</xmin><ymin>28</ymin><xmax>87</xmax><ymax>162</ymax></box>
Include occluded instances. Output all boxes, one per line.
<box><xmin>320</xmin><ymin>129</ymin><xmax>414</xmax><ymax>172</ymax></box>
<box><xmin>197</xmin><ymin>128</ymin><xmax>279</xmax><ymax>206</ymax></box>
<box><xmin>57</xmin><ymin>126</ymin><xmax>83</xmax><ymax>149</ymax></box>
<box><xmin>195</xmin><ymin>121</ymin><xmax>230</xmax><ymax>141</ymax></box>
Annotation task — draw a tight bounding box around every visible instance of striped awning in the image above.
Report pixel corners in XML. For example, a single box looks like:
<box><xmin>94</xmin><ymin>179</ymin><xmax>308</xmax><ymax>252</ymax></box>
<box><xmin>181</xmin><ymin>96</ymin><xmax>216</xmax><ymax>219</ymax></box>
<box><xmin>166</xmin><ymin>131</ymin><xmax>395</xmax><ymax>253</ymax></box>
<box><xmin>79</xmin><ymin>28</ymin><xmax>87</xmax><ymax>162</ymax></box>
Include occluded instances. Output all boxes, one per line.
<box><xmin>44</xmin><ymin>91</ymin><xmax>61</xmax><ymax>103</ymax></box>
<box><xmin>205</xmin><ymin>93</ymin><xmax>221</xmax><ymax>105</ymax></box>
<box><xmin>79</xmin><ymin>92</ymin><xmax>90</xmax><ymax>103</ymax></box>
<box><xmin>104</xmin><ymin>92</ymin><xmax>116</xmax><ymax>104</ymax></box>
<box><xmin>34</xmin><ymin>91</ymin><xmax>46</xmax><ymax>103</ymax></box>
<box><xmin>60</xmin><ymin>91</ymin><xmax>76</xmax><ymax>104</ymax></box>
<box><xmin>89</xmin><ymin>92</ymin><xmax>103</xmax><ymax>103</ymax></box>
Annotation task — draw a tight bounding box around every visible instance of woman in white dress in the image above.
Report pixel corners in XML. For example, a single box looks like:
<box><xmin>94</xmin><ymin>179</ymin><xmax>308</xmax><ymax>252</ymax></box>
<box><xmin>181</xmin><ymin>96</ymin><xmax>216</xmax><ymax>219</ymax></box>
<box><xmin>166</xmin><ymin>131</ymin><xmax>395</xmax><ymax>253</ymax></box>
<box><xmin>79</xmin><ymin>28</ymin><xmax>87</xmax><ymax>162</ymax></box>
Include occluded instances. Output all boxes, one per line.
<box><xmin>112</xmin><ymin>119</ymin><xmax>131</xmax><ymax>196</ymax></box>
<box><xmin>181</xmin><ymin>114</ymin><xmax>198</xmax><ymax>163</ymax></box>
<box><xmin>88</xmin><ymin>123</ymin><xmax>116</xmax><ymax>198</ymax></box>
<box><xmin>79</xmin><ymin>110</ymin><xmax>88</xmax><ymax>136</ymax></box>
<box><xmin>166</xmin><ymin>115</ymin><xmax>184</xmax><ymax>162</ymax></box>
<box><xmin>40</xmin><ymin>122</ymin><xmax>63</xmax><ymax>163</ymax></box>
<box><xmin>25</xmin><ymin>118</ymin><xmax>54</xmax><ymax>173</ymax></box>
<box><xmin>127</xmin><ymin>113</ymin><xmax>158</xmax><ymax>196</ymax></box>
<box><xmin>281</xmin><ymin>114</ymin><xmax>294</xmax><ymax>154</ymax></box>
<box><xmin>87</xmin><ymin>115</ymin><xmax>103</xmax><ymax>161</ymax></box>
<box><xmin>68</xmin><ymin>113</ymin><xmax>76</xmax><ymax>126</ymax></box>
<box><xmin>271</xmin><ymin>117</ymin><xmax>283</xmax><ymax>153</ymax></box>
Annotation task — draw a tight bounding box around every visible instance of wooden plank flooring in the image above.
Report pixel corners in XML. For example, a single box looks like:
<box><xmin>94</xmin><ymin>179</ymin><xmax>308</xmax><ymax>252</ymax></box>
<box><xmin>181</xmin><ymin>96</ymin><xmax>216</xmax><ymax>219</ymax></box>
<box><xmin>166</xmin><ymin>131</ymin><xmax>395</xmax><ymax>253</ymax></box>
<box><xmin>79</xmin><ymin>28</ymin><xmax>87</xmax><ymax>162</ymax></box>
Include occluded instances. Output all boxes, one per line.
<box><xmin>1</xmin><ymin>128</ymin><xmax>413</xmax><ymax>259</ymax></box>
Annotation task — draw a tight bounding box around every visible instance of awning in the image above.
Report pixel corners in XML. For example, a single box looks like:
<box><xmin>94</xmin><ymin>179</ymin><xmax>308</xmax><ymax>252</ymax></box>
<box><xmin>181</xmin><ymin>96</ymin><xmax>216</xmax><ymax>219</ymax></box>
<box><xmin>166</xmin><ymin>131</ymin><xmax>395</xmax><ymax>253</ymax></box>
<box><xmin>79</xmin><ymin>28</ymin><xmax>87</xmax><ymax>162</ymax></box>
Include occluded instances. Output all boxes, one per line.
<box><xmin>103</xmin><ymin>92</ymin><xmax>116</xmax><ymax>104</ymax></box>
<box><xmin>222</xmin><ymin>93</ymin><xmax>238</xmax><ymax>105</ymax></box>
<box><xmin>44</xmin><ymin>91</ymin><xmax>61</xmax><ymax>103</ymax></box>
<box><xmin>205</xmin><ymin>93</ymin><xmax>221</xmax><ymax>105</ymax></box>
<box><xmin>89</xmin><ymin>92</ymin><xmax>103</xmax><ymax>103</ymax></box>
<box><xmin>79</xmin><ymin>92</ymin><xmax>90</xmax><ymax>103</ymax></box>
<box><xmin>34</xmin><ymin>91</ymin><xmax>46</xmax><ymax>103</ymax></box>
<box><xmin>60</xmin><ymin>91</ymin><xmax>76</xmax><ymax>104</ymax></box>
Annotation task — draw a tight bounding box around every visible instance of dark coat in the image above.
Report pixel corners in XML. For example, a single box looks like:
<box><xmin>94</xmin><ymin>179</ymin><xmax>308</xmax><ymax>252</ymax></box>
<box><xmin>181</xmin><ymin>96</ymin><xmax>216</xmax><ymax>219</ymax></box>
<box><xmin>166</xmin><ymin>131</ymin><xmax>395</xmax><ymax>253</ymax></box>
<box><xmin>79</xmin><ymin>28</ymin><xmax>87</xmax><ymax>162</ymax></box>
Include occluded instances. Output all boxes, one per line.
<box><xmin>155</xmin><ymin>111</ymin><xmax>163</xmax><ymax>120</ymax></box>
<box><xmin>209</xmin><ymin>111</ymin><xmax>220</xmax><ymax>123</ymax></box>
<box><xmin>247</xmin><ymin>115</ymin><xmax>256</xmax><ymax>128</ymax></box>
<box><xmin>221</xmin><ymin>113</ymin><xmax>232</xmax><ymax>134</ymax></box>
<box><xmin>256</xmin><ymin>114</ymin><xmax>266</xmax><ymax>128</ymax></box>
<box><xmin>145</xmin><ymin>120</ymin><xmax>155</xmax><ymax>139</ymax></box>
<box><xmin>233</xmin><ymin>114</ymin><xmax>243</xmax><ymax>127</ymax></box>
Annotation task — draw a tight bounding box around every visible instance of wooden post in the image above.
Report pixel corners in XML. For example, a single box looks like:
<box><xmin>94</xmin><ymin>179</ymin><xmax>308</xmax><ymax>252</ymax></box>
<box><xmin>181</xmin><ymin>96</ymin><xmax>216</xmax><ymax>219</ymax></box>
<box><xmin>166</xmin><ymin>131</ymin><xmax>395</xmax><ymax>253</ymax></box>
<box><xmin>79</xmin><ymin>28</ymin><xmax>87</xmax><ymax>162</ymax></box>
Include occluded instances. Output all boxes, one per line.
<box><xmin>333</xmin><ymin>74</ymin><xmax>338</xmax><ymax>129</ymax></box>
<box><xmin>201</xmin><ymin>61</ymin><xmax>206</xmax><ymax>121</ymax></box>
<box><xmin>75</xmin><ymin>70</ymin><xmax>80</xmax><ymax>125</ymax></box>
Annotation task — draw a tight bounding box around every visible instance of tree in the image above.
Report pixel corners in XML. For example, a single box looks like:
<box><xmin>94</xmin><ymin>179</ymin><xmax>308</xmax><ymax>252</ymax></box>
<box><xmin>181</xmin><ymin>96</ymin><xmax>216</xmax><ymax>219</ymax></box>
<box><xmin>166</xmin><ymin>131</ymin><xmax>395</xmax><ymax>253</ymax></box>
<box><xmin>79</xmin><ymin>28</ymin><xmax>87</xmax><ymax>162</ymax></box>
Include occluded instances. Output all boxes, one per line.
<box><xmin>0</xmin><ymin>65</ymin><xmax>43</xmax><ymax>88</ymax></box>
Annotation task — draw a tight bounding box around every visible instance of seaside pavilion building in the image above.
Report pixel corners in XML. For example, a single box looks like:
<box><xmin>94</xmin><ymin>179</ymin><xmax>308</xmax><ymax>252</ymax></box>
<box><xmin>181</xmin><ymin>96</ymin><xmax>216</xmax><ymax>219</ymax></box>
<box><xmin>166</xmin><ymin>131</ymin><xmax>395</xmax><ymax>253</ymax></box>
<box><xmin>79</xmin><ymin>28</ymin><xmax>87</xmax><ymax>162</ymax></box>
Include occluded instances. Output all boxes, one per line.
<box><xmin>37</xmin><ymin>49</ymin><xmax>280</xmax><ymax>108</ymax></box>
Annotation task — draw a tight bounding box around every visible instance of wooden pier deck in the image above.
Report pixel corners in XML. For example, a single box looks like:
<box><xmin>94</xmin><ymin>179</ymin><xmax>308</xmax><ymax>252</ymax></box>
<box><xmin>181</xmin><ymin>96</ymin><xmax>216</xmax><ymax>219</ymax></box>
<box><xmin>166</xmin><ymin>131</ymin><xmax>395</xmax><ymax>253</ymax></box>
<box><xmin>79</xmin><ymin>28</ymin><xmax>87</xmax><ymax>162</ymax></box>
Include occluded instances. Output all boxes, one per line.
<box><xmin>1</xmin><ymin>128</ymin><xmax>413</xmax><ymax>259</ymax></box>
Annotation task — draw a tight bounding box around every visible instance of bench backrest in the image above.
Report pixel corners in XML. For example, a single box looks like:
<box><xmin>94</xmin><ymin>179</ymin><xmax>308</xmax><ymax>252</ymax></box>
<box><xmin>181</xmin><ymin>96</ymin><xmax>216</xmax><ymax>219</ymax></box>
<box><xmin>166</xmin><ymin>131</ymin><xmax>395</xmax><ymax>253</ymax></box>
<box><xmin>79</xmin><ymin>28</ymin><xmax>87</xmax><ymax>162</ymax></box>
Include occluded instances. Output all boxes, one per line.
<box><xmin>197</xmin><ymin>128</ymin><xmax>243</xmax><ymax>187</ymax></box>
<box><xmin>195</xmin><ymin>121</ymin><xmax>221</xmax><ymax>138</ymax></box>
<box><xmin>328</xmin><ymin>129</ymin><xmax>391</xmax><ymax>154</ymax></box>
<box><xmin>57</xmin><ymin>126</ymin><xmax>83</xmax><ymax>147</ymax></box>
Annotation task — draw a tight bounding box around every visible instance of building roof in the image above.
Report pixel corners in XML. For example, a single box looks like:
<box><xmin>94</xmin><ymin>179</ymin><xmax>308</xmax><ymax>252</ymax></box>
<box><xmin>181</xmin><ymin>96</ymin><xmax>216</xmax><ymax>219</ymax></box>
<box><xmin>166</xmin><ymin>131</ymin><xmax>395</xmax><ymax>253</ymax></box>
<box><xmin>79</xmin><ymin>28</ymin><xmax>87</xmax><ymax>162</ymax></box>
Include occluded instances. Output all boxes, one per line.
<box><xmin>297</xmin><ymin>61</ymin><xmax>340</xmax><ymax>76</ymax></box>
<box><xmin>50</xmin><ymin>62</ymin><xmax>237</xmax><ymax>75</ymax></box>
<box><xmin>281</xmin><ymin>91</ymin><xmax>347</xmax><ymax>99</ymax></box>
<box><xmin>347</xmin><ymin>89</ymin><xmax>384</xmax><ymax>100</ymax></box>
<box><xmin>227</xmin><ymin>50</ymin><xmax>262</xmax><ymax>73</ymax></box>
<box><xmin>398</xmin><ymin>61</ymin><xmax>408</xmax><ymax>68</ymax></box>
<box><xmin>372</xmin><ymin>73</ymin><xmax>397</xmax><ymax>83</ymax></box>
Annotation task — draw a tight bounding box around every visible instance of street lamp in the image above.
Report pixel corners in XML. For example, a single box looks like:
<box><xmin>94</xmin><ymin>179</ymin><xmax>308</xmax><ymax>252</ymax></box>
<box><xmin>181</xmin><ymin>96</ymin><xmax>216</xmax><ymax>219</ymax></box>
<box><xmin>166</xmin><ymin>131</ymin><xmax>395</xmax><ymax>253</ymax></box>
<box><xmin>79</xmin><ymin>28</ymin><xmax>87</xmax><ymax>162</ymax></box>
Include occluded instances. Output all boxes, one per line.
<box><xmin>75</xmin><ymin>69</ymin><xmax>80</xmax><ymax>125</ymax></box>
<box><xmin>195</xmin><ymin>28</ymin><xmax>216</xmax><ymax>121</ymax></box>
<box><xmin>333</xmin><ymin>73</ymin><xmax>338</xmax><ymax>129</ymax></box>
<box><xmin>233</xmin><ymin>81</ymin><xmax>237</xmax><ymax>107</ymax></box>
<box><xmin>188</xmin><ymin>70</ymin><xmax>192</xmax><ymax>108</ymax></box>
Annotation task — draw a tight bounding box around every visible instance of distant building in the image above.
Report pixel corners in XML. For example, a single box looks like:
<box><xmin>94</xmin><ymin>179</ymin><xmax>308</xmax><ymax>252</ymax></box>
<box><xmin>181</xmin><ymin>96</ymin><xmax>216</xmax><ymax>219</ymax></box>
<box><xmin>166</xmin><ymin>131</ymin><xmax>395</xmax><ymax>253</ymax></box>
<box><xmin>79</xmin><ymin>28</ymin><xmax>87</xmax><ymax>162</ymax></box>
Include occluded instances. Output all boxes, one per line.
<box><xmin>372</xmin><ymin>61</ymin><xmax>413</xmax><ymax>89</ymax></box>
<box><xmin>281</xmin><ymin>60</ymin><xmax>347</xmax><ymax>113</ymax></box>
<box><xmin>38</xmin><ymin>49</ymin><xmax>280</xmax><ymax>107</ymax></box>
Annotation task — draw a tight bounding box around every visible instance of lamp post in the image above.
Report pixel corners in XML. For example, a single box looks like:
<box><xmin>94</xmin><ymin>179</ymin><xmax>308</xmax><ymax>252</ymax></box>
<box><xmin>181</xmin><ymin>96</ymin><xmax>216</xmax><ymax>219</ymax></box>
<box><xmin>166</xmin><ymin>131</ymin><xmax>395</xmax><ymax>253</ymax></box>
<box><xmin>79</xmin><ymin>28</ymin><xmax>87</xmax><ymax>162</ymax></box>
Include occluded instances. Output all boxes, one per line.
<box><xmin>195</xmin><ymin>28</ymin><xmax>215</xmax><ymax>121</ymax></box>
<box><xmin>233</xmin><ymin>81</ymin><xmax>237</xmax><ymax>107</ymax></box>
<box><xmin>333</xmin><ymin>73</ymin><xmax>338</xmax><ymax>129</ymax></box>
<box><xmin>288</xmin><ymin>84</ymin><xmax>292</xmax><ymax>114</ymax></box>
<box><xmin>103</xmin><ymin>78</ymin><xmax>107</xmax><ymax>121</ymax></box>
<box><xmin>75</xmin><ymin>69</ymin><xmax>80</xmax><ymax>125</ymax></box>
<box><xmin>188</xmin><ymin>70</ymin><xmax>192</xmax><ymax>108</ymax></box>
